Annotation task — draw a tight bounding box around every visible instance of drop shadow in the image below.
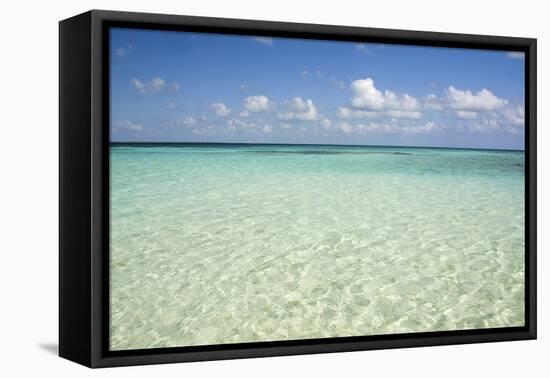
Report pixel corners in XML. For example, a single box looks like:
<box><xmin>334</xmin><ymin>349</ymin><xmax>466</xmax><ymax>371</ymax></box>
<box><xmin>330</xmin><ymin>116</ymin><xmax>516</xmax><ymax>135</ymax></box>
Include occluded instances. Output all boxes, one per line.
<box><xmin>38</xmin><ymin>343</ymin><xmax>58</xmax><ymax>355</ymax></box>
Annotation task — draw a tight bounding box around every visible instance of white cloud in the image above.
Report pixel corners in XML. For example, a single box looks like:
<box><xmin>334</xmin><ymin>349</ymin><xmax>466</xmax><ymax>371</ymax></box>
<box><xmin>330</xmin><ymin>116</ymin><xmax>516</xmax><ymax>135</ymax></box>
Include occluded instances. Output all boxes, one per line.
<box><xmin>239</xmin><ymin>110</ymin><xmax>250</xmax><ymax>117</ymax></box>
<box><xmin>402</xmin><ymin>122</ymin><xmax>439</xmax><ymax>134</ymax></box>
<box><xmin>227</xmin><ymin>118</ymin><xmax>273</xmax><ymax>134</ymax></box>
<box><xmin>228</xmin><ymin>118</ymin><xmax>252</xmax><ymax>130</ymax></box>
<box><xmin>446</xmin><ymin>86</ymin><xmax>507</xmax><ymax>111</ymax></box>
<box><xmin>254</xmin><ymin>37</ymin><xmax>273</xmax><ymax>46</ymax></box>
<box><xmin>387</xmin><ymin>110</ymin><xmax>422</xmax><ymax>119</ymax></box>
<box><xmin>180</xmin><ymin>116</ymin><xmax>197</xmax><ymax>126</ymax></box>
<box><xmin>240</xmin><ymin>84</ymin><xmax>247</xmax><ymax>92</ymax></box>
<box><xmin>131</xmin><ymin>77</ymin><xmax>179</xmax><ymax>94</ymax></box>
<box><xmin>278</xmin><ymin>97</ymin><xmax>319</xmax><ymax>121</ymax></box>
<box><xmin>465</xmin><ymin>118</ymin><xmax>502</xmax><ymax>133</ymax></box>
<box><xmin>503</xmin><ymin>106</ymin><xmax>525</xmax><ymax>126</ymax></box>
<box><xmin>455</xmin><ymin>110</ymin><xmax>478</xmax><ymax>119</ymax></box>
<box><xmin>350</xmin><ymin>78</ymin><xmax>385</xmax><ymax>109</ymax></box>
<box><xmin>163</xmin><ymin>116</ymin><xmax>197</xmax><ymax>128</ymax></box>
<box><xmin>320</xmin><ymin>117</ymin><xmax>332</xmax><ymax>130</ymax></box>
<box><xmin>165</xmin><ymin>102</ymin><xmax>177</xmax><ymax>110</ymax></box>
<box><xmin>338</xmin><ymin>106</ymin><xmax>421</xmax><ymax>120</ymax></box>
<box><xmin>243</xmin><ymin>95</ymin><xmax>270</xmax><ymax>112</ymax></box>
<box><xmin>112</xmin><ymin>120</ymin><xmax>143</xmax><ymax>131</ymax></box>
<box><xmin>451</xmin><ymin>105</ymin><xmax>524</xmax><ymax>134</ymax></box>
<box><xmin>386</xmin><ymin>92</ymin><xmax>420</xmax><ymax>111</ymax></box>
<box><xmin>227</xmin><ymin>118</ymin><xmax>244</xmax><ymax>132</ymax></box>
<box><xmin>210</xmin><ymin>102</ymin><xmax>231</xmax><ymax>117</ymax></box>
<box><xmin>349</xmin><ymin>78</ymin><xmax>420</xmax><ymax>111</ymax></box>
<box><xmin>338</xmin><ymin>122</ymin><xmax>354</xmax><ymax>134</ymax></box>
<box><xmin>334</xmin><ymin>120</ymin><xmax>442</xmax><ymax>136</ymax></box>
<box><xmin>337</xmin><ymin>107</ymin><xmax>378</xmax><ymax>119</ymax></box>
<box><xmin>506</xmin><ymin>52</ymin><xmax>525</xmax><ymax>60</ymax></box>
<box><xmin>131</xmin><ymin>77</ymin><xmax>166</xmax><ymax>94</ymax></box>
<box><xmin>424</xmin><ymin>93</ymin><xmax>443</xmax><ymax>110</ymax></box>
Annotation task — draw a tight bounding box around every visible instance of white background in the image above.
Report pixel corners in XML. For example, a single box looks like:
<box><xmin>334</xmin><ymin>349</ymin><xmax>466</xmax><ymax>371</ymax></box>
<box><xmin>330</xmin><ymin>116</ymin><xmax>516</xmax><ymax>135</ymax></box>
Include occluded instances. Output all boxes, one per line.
<box><xmin>0</xmin><ymin>0</ymin><xmax>546</xmax><ymax>376</ymax></box>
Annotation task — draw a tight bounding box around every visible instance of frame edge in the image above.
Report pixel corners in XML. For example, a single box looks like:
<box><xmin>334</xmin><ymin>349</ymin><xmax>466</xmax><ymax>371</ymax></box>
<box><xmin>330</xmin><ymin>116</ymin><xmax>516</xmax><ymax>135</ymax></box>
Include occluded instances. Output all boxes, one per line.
<box><xmin>59</xmin><ymin>11</ymin><xmax>94</xmax><ymax>368</ymax></box>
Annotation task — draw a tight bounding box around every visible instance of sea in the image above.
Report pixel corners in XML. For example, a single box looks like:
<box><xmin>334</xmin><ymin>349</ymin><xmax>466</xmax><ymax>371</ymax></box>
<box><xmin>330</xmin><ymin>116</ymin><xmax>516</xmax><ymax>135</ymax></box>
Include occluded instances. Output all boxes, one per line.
<box><xmin>109</xmin><ymin>143</ymin><xmax>525</xmax><ymax>350</ymax></box>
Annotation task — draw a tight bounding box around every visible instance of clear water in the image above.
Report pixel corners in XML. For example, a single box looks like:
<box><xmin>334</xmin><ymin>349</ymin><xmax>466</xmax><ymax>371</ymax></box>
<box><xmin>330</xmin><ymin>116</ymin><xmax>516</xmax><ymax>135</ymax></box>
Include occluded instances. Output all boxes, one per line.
<box><xmin>109</xmin><ymin>144</ymin><xmax>525</xmax><ymax>351</ymax></box>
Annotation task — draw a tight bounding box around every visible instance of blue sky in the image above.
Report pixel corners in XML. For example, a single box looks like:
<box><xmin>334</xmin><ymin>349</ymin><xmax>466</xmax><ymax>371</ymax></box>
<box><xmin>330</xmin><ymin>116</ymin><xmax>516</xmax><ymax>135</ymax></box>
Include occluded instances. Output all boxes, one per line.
<box><xmin>110</xmin><ymin>28</ymin><xmax>525</xmax><ymax>149</ymax></box>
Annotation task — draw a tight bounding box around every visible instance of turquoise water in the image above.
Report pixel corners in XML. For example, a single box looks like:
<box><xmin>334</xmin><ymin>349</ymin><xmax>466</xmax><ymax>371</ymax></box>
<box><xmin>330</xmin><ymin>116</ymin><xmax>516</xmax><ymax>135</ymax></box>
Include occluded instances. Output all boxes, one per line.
<box><xmin>109</xmin><ymin>144</ymin><xmax>525</xmax><ymax>351</ymax></box>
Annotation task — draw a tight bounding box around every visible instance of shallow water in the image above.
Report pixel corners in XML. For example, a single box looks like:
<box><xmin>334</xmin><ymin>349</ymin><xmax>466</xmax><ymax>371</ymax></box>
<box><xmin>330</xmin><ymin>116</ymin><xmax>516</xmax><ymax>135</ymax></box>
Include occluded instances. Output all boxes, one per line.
<box><xmin>109</xmin><ymin>144</ymin><xmax>525</xmax><ymax>350</ymax></box>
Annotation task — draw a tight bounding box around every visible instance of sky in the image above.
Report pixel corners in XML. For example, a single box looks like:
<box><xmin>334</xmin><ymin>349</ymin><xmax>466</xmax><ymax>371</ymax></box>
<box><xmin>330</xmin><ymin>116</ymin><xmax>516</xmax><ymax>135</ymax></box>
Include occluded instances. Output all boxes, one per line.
<box><xmin>110</xmin><ymin>27</ymin><xmax>525</xmax><ymax>149</ymax></box>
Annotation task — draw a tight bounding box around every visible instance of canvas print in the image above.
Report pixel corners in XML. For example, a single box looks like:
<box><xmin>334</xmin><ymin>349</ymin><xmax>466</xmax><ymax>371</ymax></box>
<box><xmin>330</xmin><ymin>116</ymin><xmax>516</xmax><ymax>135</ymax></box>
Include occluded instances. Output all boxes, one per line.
<box><xmin>109</xmin><ymin>28</ymin><xmax>525</xmax><ymax>351</ymax></box>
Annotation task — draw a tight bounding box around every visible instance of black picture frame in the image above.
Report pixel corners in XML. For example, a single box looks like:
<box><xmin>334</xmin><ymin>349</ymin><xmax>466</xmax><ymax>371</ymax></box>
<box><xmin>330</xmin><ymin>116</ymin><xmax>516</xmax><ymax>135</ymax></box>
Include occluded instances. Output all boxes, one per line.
<box><xmin>59</xmin><ymin>9</ymin><xmax>537</xmax><ymax>368</ymax></box>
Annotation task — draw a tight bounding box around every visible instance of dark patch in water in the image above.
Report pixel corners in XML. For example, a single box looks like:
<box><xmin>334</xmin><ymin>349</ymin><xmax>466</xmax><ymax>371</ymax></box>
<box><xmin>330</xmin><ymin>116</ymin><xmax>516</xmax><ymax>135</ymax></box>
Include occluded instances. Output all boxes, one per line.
<box><xmin>248</xmin><ymin>150</ymin><xmax>343</xmax><ymax>155</ymax></box>
<box><xmin>112</xmin><ymin>147</ymin><xmax>416</xmax><ymax>157</ymax></box>
<box><xmin>245</xmin><ymin>150</ymin><xmax>414</xmax><ymax>156</ymax></box>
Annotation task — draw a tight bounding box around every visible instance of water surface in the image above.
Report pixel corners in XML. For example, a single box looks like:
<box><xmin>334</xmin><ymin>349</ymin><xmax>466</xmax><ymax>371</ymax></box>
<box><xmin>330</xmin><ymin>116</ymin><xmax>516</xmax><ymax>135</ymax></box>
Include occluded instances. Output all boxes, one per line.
<box><xmin>109</xmin><ymin>144</ymin><xmax>525</xmax><ymax>350</ymax></box>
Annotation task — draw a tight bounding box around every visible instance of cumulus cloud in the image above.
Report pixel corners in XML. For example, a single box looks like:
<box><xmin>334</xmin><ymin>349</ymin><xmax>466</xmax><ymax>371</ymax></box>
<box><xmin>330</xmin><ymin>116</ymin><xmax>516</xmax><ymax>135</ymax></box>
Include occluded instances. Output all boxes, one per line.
<box><xmin>165</xmin><ymin>102</ymin><xmax>177</xmax><ymax>110</ymax></box>
<box><xmin>254</xmin><ymin>37</ymin><xmax>273</xmax><ymax>46</ymax></box>
<box><xmin>131</xmin><ymin>77</ymin><xmax>179</xmax><ymax>94</ymax></box>
<box><xmin>340</xmin><ymin>121</ymin><xmax>441</xmax><ymax>136</ymax></box>
<box><xmin>338</xmin><ymin>106</ymin><xmax>420</xmax><ymax>120</ymax></box>
<box><xmin>464</xmin><ymin>118</ymin><xmax>502</xmax><ymax>133</ymax></box>
<box><xmin>180</xmin><ymin>116</ymin><xmax>197</xmax><ymax>126</ymax></box>
<box><xmin>163</xmin><ymin>116</ymin><xmax>198</xmax><ymax>128</ymax></box>
<box><xmin>402</xmin><ymin>121</ymin><xmax>439</xmax><ymax>134</ymax></box>
<box><xmin>131</xmin><ymin>77</ymin><xmax>166</xmax><ymax>94</ymax></box>
<box><xmin>455</xmin><ymin>110</ymin><xmax>478</xmax><ymax>119</ymax></box>
<box><xmin>422</xmin><ymin>87</ymin><xmax>521</xmax><ymax>135</ymax></box>
<box><xmin>350</xmin><ymin>78</ymin><xmax>385</xmax><ymax>109</ymax></box>
<box><xmin>227</xmin><ymin>118</ymin><xmax>273</xmax><ymax>134</ymax></box>
<box><xmin>455</xmin><ymin>106</ymin><xmax>525</xmax><ymax>134</ymax></box>
<box><xmin>387</xmin><ymin>110</ymin><xmax>423</xmax><ymax>119</ymax></box>
<box><xmin>210</xmin><ymin>102</ymin><xmax>231</xmax><ymax>117</ymax></box>
<box><xmin>227</xmin><ymin>118</ymin><xmax>247</xmax><ymax>132</ymax></box>
<box><xmin>278</xmin><ymin>97</ymin><xmax>319</xmax><ymax>121</ymax></box>
<box><xmin>320</xmin><ymin>117</ymin><xmax>332</xmax><ymax>130</ymax></box>
<box><xmin>446</xmin><ymin>86</ymin><xmax>507</xmax><ymax>111</ymax></box>
<box><xmin>502</xmin><ymin>106</ymin><xmax>525</xmax><ymax>126</ymax></box>
<box><xmin>338</xmin><ymin>122</ymin><xmax>354</xmax><ymax>134</ymax></box>
<box><xmin>337</xmin><ymin>107</ymin><xmax>378</xmax><ymax>119</ymax></box>
<box><xmin>243</xmin><ymin>95</ymin><xmax>270</xmax><ymax>112</ymax></box>
<box><xmin>349</xmin><ymin>78</ymin><xmax>420</xmax><ymax>112</ymax></box>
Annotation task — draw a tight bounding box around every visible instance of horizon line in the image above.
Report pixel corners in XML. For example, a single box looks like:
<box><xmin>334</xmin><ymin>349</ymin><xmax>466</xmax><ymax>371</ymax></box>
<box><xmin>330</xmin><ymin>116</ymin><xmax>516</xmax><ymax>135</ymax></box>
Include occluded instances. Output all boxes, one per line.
<box><xmin>109</xmin><ymin>141</ymin><xmax>525</xmax><ymax>152</ymax></box>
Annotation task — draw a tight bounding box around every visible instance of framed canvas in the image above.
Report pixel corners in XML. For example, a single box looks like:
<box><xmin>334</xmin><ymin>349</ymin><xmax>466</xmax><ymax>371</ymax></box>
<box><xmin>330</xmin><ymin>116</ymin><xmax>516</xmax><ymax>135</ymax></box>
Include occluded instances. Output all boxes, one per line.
<box><xmin>59</xmin><ymin>10</ymin><xmax>537</xmax><ymax>368</ymax></box>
